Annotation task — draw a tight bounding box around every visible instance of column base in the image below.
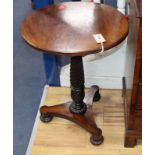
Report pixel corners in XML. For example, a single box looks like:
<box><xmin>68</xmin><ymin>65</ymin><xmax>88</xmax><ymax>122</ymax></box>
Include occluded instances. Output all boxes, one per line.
<box><xmin>40</xmin><ymin>85</ymin><xmax>104</xmax><ymax>145</ymax></box>
<box><xmin>69</xmin><ymin>101</ymin><xmax>87</xmax><ymax>114</ymax></box>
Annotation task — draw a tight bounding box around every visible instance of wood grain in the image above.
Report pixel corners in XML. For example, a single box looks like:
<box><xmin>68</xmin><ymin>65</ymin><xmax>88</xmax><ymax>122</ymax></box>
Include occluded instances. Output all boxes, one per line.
<box><xmin>30</xmin><ymin>87</ymin><xmax>141</xmax><ymax>155</ymax></box>
<box><xmin>123</xmin><ymin>0</ymin><xmax>142</xmax><ymax>147</ymax></box>
<box><xmin>21</xmin><ymin>2</ymin><xmax>128</xmax><ymax>56</ymax></box>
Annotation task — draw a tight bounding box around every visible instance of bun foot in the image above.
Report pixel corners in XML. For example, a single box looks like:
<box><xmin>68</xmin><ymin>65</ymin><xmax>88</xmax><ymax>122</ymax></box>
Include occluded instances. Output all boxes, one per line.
<box><xmin>90</xmin><ymin>129</ymin><xmax>104</xmax><ymax>145</ymax></box>
<box><xmin>93</xmin><ymin>85</ymin><xmax>101</xmax><ymax>102</ymax></box>
<box><xmin>40</xmin><ymin>112</ymin><xmax>53</xmax><ymax>123</ymax></box>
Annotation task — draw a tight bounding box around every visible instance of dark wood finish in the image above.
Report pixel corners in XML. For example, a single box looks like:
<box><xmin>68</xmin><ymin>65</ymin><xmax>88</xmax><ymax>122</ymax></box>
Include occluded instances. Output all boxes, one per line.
<box><xmin>21</xmin><ymin>2</ymin><xmax>128</xmax><ymax>56</ymax></box>
<box><xmin>21</xmin><ymin>2</ymin><xmax>129</xmax><ymax>145</ymax></box>
<box><xmin>40</xmin><ymin>55</ymin><xmax>103</xmax><ymax>145</ymax></box>
<box><xmin>40</xmin><ymin>85</ymin><xmax>104</xmax><ymax>145</ymax></box>
<box><xmin>69</xmin><ymin>56</ymin><xmax>87</xmax><ymax>114</ymax></box>
<box><xmin>123</xmin><ymin>0</ymin><xmax>142</xmax><ymax>147</ymax></box>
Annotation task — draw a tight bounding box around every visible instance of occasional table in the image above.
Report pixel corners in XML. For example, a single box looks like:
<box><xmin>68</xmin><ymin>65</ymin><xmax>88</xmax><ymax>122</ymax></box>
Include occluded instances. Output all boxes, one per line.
<box><xmin>21</xmin><ymin>2</ymin><xmax>128</xmax><ymax>145</ymax></box>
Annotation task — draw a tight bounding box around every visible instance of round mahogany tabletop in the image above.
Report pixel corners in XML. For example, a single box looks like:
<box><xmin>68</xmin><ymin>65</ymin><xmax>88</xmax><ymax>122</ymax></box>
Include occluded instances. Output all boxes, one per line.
<box><xmin>21</xmin><ymin>2</ymin><xmax>128</xmax><ymax>56</ymax></box>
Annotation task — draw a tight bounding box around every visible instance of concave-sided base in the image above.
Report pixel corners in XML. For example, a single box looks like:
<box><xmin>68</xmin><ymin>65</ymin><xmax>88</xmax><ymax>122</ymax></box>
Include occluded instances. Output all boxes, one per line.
<box><xmin>40</xmin><ymin>85</ymin><xmax>104</xmax><ymax>145</ymax></box>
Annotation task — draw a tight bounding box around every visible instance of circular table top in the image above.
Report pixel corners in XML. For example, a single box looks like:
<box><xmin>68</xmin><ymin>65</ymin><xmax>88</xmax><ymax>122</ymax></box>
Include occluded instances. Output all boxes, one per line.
<box><xmin>21</xmin><ymin>2</ymin><xmax>128</xmax><ymax>56</ymax></box>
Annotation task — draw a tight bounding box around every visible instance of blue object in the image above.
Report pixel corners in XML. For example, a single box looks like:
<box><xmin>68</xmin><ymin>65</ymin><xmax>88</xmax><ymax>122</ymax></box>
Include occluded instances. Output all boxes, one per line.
<box><xmin>43</xmin><ymin>53</ymin><xmax>60</xmax><ymax>86</ymax></box>
<box><xmin>32</xmin><ymin>0</ymin><xmax>61</xmax><ymax>86</ymax></box>
<box><xmin>32</xmin><ymin>0</ymin><xmax>54</xmax><ymax>9</ymax></box>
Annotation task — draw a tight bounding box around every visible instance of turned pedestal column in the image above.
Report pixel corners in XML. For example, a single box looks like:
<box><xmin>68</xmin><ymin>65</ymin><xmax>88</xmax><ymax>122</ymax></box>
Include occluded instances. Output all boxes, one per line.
<box><xmin>21</xmin><ymin>2</ymin><xmax>128</xmax><ymax>145</ymax></box>
<box><xmin>40</xmin><ymin>56</ymin><xmax>104</xmax><ymax>145</ymax></box>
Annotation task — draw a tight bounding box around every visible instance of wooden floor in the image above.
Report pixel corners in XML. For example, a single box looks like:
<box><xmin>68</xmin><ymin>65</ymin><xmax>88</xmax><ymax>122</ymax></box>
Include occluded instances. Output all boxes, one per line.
<box><xmin>29</xmin><ymin>87</ymin><xmax>142</xmax><ymax>155</ymax></box>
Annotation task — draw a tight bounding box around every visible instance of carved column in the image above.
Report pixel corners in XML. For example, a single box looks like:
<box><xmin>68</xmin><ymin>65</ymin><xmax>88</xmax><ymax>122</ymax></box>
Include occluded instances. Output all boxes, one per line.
<box><xmin>69</xmin><ymin>56</ymin><xmax>87</xmax><ymax>114</ymax></box>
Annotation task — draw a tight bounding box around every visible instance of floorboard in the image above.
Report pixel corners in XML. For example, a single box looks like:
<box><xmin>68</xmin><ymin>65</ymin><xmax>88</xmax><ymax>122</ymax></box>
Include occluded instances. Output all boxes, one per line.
<box><xmin>28</xmin><ymin>87</ymin><xmax>142</xmax><ymax>155</ymax></box>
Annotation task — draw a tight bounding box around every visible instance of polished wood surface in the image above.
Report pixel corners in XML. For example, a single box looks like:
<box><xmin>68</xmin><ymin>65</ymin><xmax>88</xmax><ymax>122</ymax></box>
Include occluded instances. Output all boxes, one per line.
<box><xmin>21</xmin><ymin>2</ymin><xmax>128</xmax><ymax>56</ymax></box>
<box><xmin>21</xmin><ymin>2</ymin><xmax>128</xmax><ymax>145</ymax></box>
<box><xmin>40</xmin><ymin>85</ymin><xmax>104</xmax><ymax>145</ymax></box>
<box><xmin>29</xmin><ymin>87</ymin><xmax>142</xmax><ymax>155</ymax></box>
<box><xmin>39</xmin><ymin>54</ymin><xmax>104</xmax><ymax>145</ymax></box>
<box><xmin>123</xmin><ymin>0</ymin><xmax>142</xmax><ymax>147</ymax></box>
